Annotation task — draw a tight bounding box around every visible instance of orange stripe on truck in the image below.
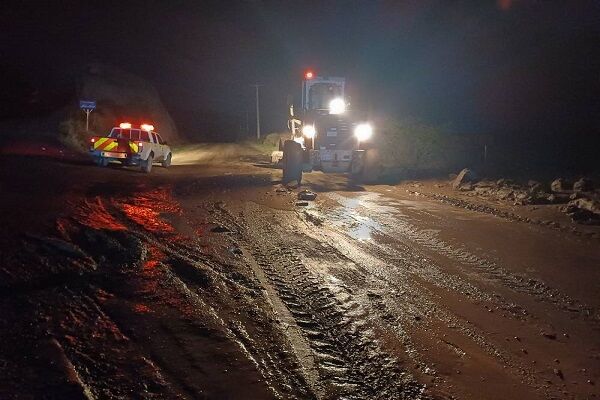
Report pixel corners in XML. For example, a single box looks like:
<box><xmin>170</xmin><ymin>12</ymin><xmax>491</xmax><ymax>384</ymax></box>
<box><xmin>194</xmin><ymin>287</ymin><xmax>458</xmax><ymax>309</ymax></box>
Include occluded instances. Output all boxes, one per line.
<box><xmin>94</xmin><ymin>138</ymin><xmax>118</xmax><ymax>151</ymax></box>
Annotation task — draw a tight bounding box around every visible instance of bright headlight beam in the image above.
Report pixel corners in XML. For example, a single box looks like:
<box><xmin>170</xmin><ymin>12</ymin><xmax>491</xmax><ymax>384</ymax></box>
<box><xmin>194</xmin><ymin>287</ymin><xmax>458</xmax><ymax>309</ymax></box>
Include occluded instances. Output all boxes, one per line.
<box><xmin>354</xmin><ymin>123</ymin><xmax>373</xmax><ymax>141</ymax></box>
<box><xmin>302</xmin><ymin>124</ymin><xmax>316</xmax><ymax>138</ymax></box>
<box><xmin>328</xmin><ymin>98</ymin><xmax>346</xmax><ymax>115</ymax></box>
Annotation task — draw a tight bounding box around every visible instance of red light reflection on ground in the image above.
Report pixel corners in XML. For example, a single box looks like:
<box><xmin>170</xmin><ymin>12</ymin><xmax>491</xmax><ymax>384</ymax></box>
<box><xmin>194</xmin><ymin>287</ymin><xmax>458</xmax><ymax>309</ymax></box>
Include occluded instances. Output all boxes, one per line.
<box><xmin>73</xmin><ymin>198</ymin><xmax>127</xmax><ymax>231</ymax></box>
<box><xmin>119</xmin><ymin>187</ymin><xmax>181</xmax><ymax>233</ymax></box>
<box><xmin>133</xmin><ymin>303</ymin><xmax>153</xmax><ymax>314</ymax></box>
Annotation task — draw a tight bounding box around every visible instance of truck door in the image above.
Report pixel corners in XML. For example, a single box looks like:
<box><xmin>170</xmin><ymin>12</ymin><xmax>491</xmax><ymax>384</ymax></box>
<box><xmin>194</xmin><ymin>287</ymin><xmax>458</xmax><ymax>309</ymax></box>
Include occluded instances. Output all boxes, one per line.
<box><xmin>155</xmin><ymin>133</ymin><xmax>166</xmax><ymax>160</ymax></box>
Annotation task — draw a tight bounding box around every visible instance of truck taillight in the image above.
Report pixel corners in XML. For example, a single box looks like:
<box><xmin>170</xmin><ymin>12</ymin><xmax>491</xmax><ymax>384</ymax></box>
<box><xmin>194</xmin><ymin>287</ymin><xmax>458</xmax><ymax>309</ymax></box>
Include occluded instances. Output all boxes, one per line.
<box><xmin>138</xmin><ymin>142</ymin><xmax>143</xmax><ymax>151</ymax></box>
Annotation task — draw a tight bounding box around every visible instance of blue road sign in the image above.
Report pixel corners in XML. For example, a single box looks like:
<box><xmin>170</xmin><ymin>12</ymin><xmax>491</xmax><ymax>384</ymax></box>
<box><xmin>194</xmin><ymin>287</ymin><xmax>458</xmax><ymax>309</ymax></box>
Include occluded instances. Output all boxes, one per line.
<box><xmin>80</xmin><ymin>100</ymin><xmax>96</xmax><ymax>110</ymax></box>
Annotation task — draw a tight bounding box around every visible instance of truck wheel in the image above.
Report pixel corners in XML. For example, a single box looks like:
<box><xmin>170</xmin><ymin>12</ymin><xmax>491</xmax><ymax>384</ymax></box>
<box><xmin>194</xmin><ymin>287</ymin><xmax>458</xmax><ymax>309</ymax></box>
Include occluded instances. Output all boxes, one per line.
<box><xmin>282</xmin><ymin>140</ymin><xmax>303</xmax><ymax>185</ymax></box>
<box><xmin>141</xmin><ymin>154</ymin><xmax>153</xmax><ymax>173</ymax></box>
<box><xmin>161</xmin><ymin>153</ymin><xmax>172</xmax><ymax>168</ymax></box>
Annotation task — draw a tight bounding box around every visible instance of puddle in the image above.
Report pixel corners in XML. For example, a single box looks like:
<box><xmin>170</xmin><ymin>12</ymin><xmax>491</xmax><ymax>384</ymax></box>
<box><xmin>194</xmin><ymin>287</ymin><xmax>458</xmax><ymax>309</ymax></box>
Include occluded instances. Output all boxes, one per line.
<box><xmin>326</xmin><ymin>192</ymin><xmax>399</xmax><ymax>241</ymax></box>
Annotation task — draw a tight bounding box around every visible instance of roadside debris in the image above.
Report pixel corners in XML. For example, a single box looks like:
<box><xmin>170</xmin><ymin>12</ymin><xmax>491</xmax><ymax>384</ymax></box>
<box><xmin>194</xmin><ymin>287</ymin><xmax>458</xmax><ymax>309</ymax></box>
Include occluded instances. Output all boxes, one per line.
<box><xmin>298</xmin><ymin>190</ymin><xmax>317</xmax><ymax>201</ymax></box>
<box><xmin>296</xmin><ymin>201</ymin><xmax>309</xmax><ymax>207</ymax></box>
<box><xmin>573</xmin><ymin>178</ymin><xmax>594</xmax><ymax>192</ymax></box>
<box><xmin>551</xmin><ymin>178</ymin><xmax>569</xmax><ymax>193</ymax></box>
<box><xmin>452</xmin><ymin>168</ymin><xmax>477</xmax><ymax>189</ymax></box>
<box><xmin>228</xmin><ymin>246</ymin><xmax>243</xmax><ymax>255</ymax></box>
<box><xmin>562</xmin><ymin>198</ymin><xmax>600</xmax><ymax>225</ymax></box>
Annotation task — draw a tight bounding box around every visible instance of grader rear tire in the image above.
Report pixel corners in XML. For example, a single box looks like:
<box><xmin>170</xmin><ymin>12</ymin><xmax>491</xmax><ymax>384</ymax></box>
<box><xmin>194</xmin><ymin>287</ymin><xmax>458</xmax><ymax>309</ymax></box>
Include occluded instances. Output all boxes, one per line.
<box><xmin>282</xmin><ymin>140</ymin><xmax>303</xmax><ymax>185</ymax></box>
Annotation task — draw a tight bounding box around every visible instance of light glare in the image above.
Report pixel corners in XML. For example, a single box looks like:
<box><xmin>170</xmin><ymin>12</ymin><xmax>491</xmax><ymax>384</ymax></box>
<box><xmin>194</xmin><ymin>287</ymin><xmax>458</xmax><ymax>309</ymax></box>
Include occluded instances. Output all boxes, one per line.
<box><xmin>354</xmin><ymin>123</ymin><xmax>373</xmax><ymax>141</ymax></box>
<box><xmin>329</xmin><ymin>98</ymin><xmax>346</xmax><ymax>114</ymax></box>
<box><xmin>302</xmin><ymin>124</ymin><xmax>316</xmax><ymax>138</ymax></box>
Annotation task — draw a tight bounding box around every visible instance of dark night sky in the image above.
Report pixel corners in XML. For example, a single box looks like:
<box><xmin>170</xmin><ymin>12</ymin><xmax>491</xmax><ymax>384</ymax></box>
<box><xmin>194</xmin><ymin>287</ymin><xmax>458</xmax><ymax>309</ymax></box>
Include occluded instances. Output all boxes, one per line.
<box><xmin>1</xmin><ymin>0</ymin><xmax>599</xmax><ymax>142</ymax></box>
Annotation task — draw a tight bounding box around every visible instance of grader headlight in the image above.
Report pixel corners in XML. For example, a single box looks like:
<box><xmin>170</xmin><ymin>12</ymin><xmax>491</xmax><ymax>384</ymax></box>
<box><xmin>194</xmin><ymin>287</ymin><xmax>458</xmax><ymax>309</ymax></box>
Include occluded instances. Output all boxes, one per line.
<box><xmin>354</xmin><ymin>123</ymin><xmax>373</xmax><ymax>141</ymax></box>
<box><xmin>302</xmin><ymin>124</ymin><xmax>316</xmax><ymax>138</ymax></box>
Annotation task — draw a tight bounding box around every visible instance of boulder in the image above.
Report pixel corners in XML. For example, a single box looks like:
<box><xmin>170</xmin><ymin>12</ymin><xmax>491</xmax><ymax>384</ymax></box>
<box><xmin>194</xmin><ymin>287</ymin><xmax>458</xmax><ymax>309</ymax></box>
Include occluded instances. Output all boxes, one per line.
<box><xmin>551</xmin><ymin>178</ymin><xmax>570</xmax><ymax>193</ymax></box>
<box><xmin>568</xmin><ymin>198</ymin><xmax>600</xmax><ymax>215</ymax></box>
<box><xmin>563</xmin><ymin>197</ymin><xmax>600</xmax><ymax>225</ymax></box>
<box><xmin>452</xmin><ymin>168</ymin><xmax>477</xmax><ymax>190</ymax></box>
<box><xmin>459</xmin><ymin>183</ymin><xmax>473</xmax><ymax>191</ymax></box>
<box><xmin>547</xmin><ymin>193</ymin><xmax>570</xmax><ymax>204</ymax></box>
<box><xmin>573</xmin><ymin>178</ymin><xmax>594</xmax><ymax>192</ymax></box>
<box><xmin>528</xmin><ymin>182</ymin><xmax>544</xmax><ymax>196</ymax></box>
<box><xmin>298</xmin><ymin>190</ymin><xmax>317</xmax><ymax>201</ymax></box>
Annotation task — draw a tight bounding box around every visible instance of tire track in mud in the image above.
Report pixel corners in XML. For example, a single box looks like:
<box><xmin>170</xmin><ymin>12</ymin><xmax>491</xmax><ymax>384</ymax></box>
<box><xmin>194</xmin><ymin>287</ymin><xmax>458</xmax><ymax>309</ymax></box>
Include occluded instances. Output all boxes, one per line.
<box><xmin>298</xmin><ymin>192</ymin><xmax>598</xmax><ymax>399</ymax></box>
<box><xmin>294</xmin><ymin>195</ymin><xmax>587</xmax><ymax>398</ymax></box>
<box><xmin>7</xmin><ymin>192</ymin><xmax>312</xmax><ymax>399</ymax></box>
<box><xmin>325</xmin><ymin>192</ymin><xmax>600</xmax><ymax>324</ymax></box>
<box><xmin>89</xmin><ymin>196</ymin><xmax>314</xmax><ymax>400</ymax></box>
<box><xmin>221</xmin><ymin>202</ymin><xmax>427</xmax><ymax>400</ymax></box>
<box><xmin>297</xmin><ymin>218</ymin><xmax>546</xmax><ymax>395</ymax></box>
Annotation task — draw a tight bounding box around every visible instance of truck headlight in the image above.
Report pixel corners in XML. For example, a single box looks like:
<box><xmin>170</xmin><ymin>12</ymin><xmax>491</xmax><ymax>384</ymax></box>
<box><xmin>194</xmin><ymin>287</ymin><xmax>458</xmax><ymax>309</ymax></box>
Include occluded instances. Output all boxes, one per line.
<box><xmin>354</xmin><ymin>123</ymin><xmax>373</xmax><ymax>141</ymax></box>
<box><xmin>302</xmin><ymin>124</ymin><xmax>316</xmax><ymax>138</ymax></box>
<box><xmin>328</xmin><ymin>98</ymin><xmax>346</xmax><ymax>115</ymax></box>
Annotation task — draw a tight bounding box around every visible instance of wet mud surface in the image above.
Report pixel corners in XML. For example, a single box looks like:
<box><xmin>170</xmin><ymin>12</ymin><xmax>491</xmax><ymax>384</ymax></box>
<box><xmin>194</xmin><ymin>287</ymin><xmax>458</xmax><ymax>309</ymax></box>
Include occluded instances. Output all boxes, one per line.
<box><xmin>0</xmin><ymin>155</ymin><xmax>599</xmax><ymax>399</ymax></box>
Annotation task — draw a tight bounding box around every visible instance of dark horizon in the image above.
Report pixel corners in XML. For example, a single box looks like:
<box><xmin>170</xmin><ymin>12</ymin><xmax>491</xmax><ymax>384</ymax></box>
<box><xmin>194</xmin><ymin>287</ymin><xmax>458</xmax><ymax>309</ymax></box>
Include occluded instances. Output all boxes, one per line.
<box><xmin>2</xmin><ymin>0</ymin><xmax>599</xmax><ymax>148</ymax></box>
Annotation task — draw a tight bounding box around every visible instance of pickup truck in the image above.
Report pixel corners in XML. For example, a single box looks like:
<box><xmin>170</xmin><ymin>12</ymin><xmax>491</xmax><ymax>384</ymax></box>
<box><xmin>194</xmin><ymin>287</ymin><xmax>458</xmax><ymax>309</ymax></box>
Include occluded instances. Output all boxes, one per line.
<box><xmin>90</xmin><ymin>123</ymin><xmax>172</xmax><ymax>173</ymax></box>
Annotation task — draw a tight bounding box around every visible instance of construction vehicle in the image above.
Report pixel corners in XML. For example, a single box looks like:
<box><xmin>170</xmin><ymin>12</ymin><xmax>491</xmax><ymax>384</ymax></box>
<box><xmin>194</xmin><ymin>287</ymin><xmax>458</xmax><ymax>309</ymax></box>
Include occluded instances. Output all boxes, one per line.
<box><xmin>272</xmin><ymin>72</ymin><xmax>377</xmax><ymax>184</ymax></box>
<box><xmin>90</xmin><ymin>123</ymin><xmax>172</xmax><ymax>173</ymax></box>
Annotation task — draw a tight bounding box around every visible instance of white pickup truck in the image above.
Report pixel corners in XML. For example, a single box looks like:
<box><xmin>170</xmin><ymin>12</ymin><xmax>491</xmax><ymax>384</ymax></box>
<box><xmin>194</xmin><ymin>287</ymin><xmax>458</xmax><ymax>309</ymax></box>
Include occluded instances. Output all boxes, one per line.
<box><xmin>90</xmin><ymin>123</ymin><xmax>172</xmax><ymax>173</ymax></box>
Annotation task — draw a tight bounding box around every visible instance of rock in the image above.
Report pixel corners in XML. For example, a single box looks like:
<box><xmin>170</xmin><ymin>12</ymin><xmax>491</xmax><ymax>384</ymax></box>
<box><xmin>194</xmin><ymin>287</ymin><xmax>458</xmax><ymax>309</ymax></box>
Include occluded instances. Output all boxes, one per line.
<box><xmin>563</xmin><ymin>198</ymin><xmax>600</xmax><ymax>224</ymax></box>
<box><xmin>551</xmin><ymin>178</ymin><xmax>570</xmax><ymax>193</ymax></box>
<box><xmin>553</xmin><ymin>368</ymin><xmax>564</xmax><ymax>380</ymax></box>
<box><xmin>459</xmin><ymin>183</ymin><xmax>473</xmax><ymax>191</ymax></box>
<box><xmin>541</xmin><ymin>332</ymin><xmax>557</xmax><ymax>340</ymax></box>
<box><xmin>452</xmin><ymin>168</ymin><xmax>477</xmax><ymax>190</ymax></box>
<box><xmin>528</xmin><ymin>182</ymin><xmax>544</xmax><ymax>196</ymax></box>
<box><xmin>547</xmin><ymin>193</ymin><xmax>571</xmax><ymax>204</ymax></box>
<box><xmin>573</xmin><ymin>178</ymin><xmax>594</xmax><ymax>192</ymax></box>
<box><xmin>228</xmin><ymin>246</ymin><xmax>243</xmax><ymax>256</ymax></box>
<box><xmin>298</xmin><ymin>190</ymin><xmax>317</xmax><ymax>201</ymax></box>
<box><xmin>568</xmin><ymin>198</ymin><xmax>600</xmax><ymax>215</ymax></box>
<box><xmin>474</xmin><ymin>180</ymin><xmax>497</xmax><ymax>190</ymax></box>
<box><xmin>569</xmin><ymin>192</ymin><xmax>584</xmax><ymax>200</ymax></box>
<box><xmin>496</xmin><ymin>178</ymin><xmax>515</xmax><ymax>187</ymax></box>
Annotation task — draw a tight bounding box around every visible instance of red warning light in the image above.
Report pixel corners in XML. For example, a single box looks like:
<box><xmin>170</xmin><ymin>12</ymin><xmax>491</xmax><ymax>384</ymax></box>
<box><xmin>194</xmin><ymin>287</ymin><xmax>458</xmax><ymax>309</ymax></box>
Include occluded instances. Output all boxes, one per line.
<box><xmin>305</xmin><ymin>71</ymin><xmax>314</xmax><ymax>79</ymax></box>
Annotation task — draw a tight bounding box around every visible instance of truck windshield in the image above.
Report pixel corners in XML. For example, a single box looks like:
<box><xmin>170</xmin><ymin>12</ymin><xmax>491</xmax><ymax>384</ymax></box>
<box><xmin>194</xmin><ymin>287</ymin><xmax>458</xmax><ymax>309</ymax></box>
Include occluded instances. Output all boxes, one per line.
<box><xmin>108</xmin><ymin>128</ymin><xmax>121</xmax><ymax>138</ymax></box>
<box><xmin>308</xmin><ymin>83</ymin><xmax>343</xmax><ymax>110</ymax></box>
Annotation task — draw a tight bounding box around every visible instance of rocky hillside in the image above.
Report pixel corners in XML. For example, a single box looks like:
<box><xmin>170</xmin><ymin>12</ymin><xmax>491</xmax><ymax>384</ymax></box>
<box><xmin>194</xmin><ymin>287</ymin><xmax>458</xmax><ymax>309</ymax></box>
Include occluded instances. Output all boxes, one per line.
<box><xmin>60</xmin><ymin>64</ymin><xmax>179</xmax><ymax>149</ymax></box>
<box><xmin>0</xmin><ymin>63</ymin><xmax>179</xmax><ymax>152</ymax></box>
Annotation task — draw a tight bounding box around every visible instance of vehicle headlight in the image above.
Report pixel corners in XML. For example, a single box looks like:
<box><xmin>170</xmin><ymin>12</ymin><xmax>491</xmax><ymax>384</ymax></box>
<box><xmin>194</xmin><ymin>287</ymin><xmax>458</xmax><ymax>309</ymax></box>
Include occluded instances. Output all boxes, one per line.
<box><xmin>328</xmin><ymin>98</ymin><xmax>346</xmax><ymax>115</ymax></box>
<box><xmin>354</xmin><ymin>123</ymin><xmax>373</xmax><ymax>141</ymax></box>
<box><xmin>302</xmin><ymin>124</ymin><xmax>316</xmax><ymax>138</ymax></box>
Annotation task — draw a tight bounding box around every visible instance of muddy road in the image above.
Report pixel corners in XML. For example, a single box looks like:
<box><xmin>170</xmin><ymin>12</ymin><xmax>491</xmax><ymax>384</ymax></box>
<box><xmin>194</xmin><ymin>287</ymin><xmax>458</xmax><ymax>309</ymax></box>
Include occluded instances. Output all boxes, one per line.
<box><xmin>0</xmin><ymin>152</ymin><xmax>598</xmax><ymax>399</ymax></box>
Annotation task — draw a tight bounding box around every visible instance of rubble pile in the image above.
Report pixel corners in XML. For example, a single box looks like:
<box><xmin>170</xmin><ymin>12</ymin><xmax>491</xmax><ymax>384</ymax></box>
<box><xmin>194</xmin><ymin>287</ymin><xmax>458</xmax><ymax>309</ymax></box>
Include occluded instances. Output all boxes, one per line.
<box><xmin>451</xmin><ymin>169</ymin><xmax>599</xmax><ymax>224</ymax></box>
